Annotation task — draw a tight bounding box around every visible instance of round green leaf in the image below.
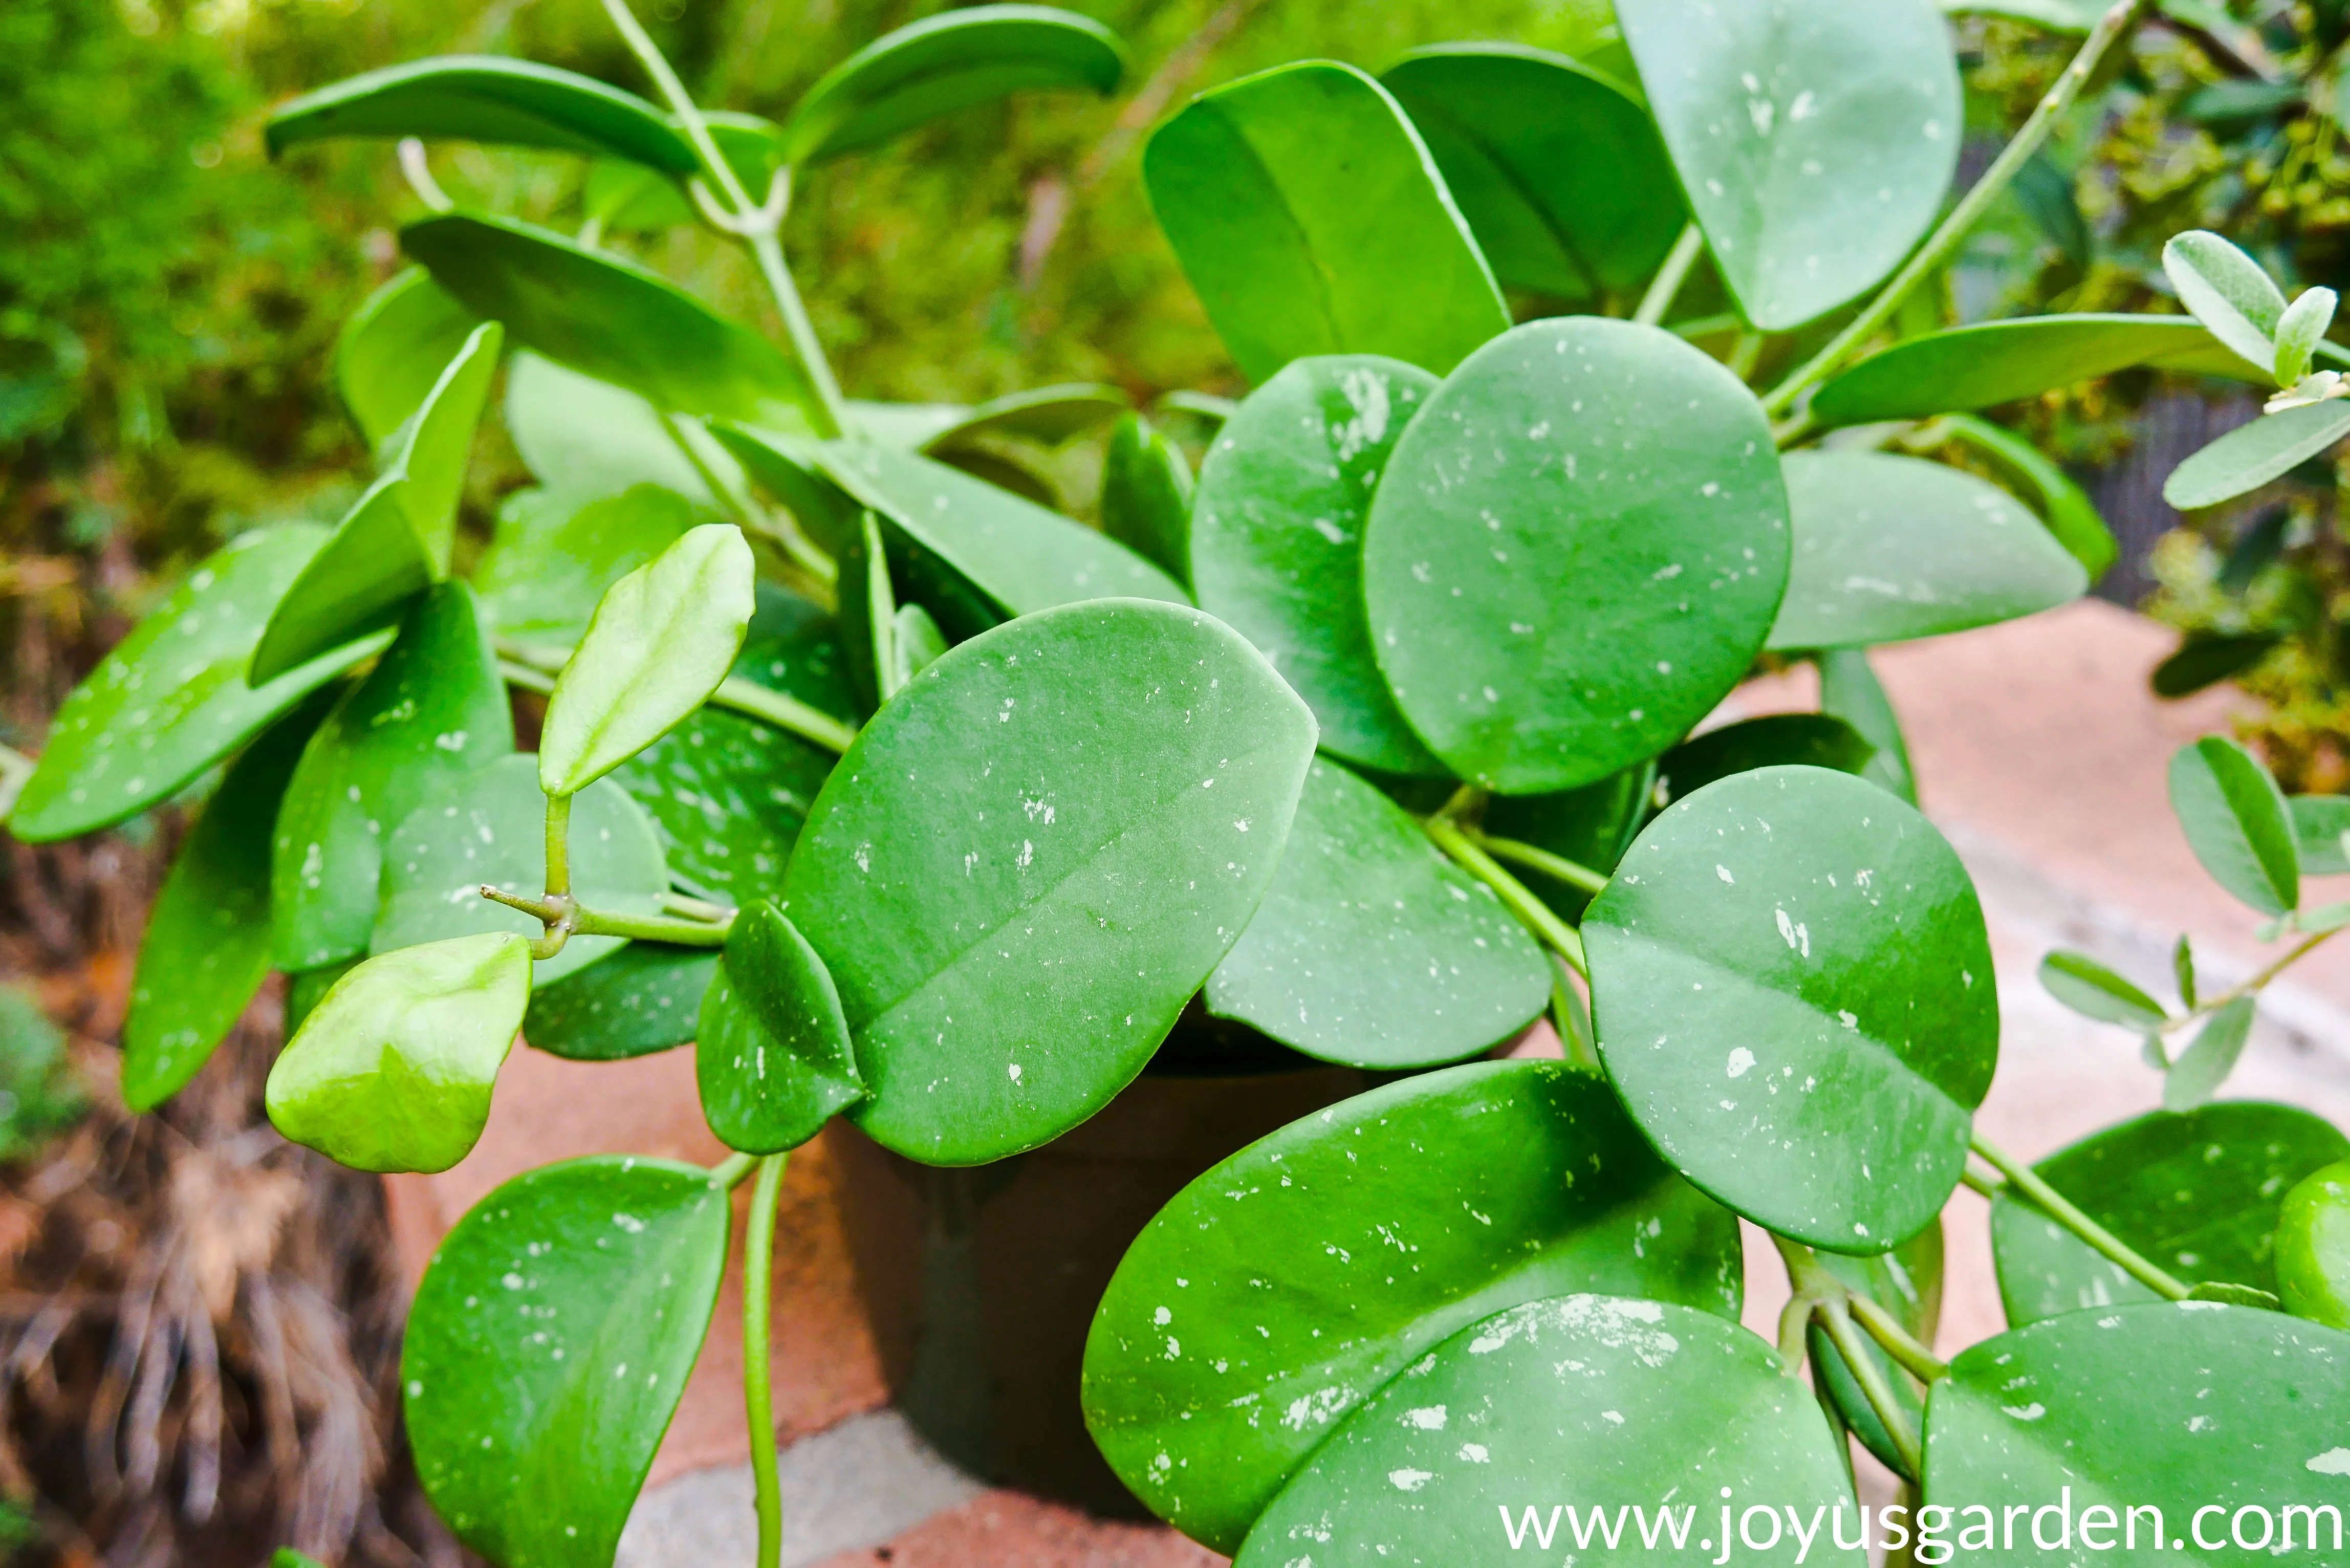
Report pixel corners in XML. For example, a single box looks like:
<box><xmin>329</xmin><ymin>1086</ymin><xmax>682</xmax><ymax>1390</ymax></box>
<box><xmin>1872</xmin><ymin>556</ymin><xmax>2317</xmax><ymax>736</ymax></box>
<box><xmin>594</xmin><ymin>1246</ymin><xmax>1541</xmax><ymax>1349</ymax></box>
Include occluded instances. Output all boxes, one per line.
<box><xmin>249</xmin><ymin>320</ymin><xmax>504</xmax><ymax>685</ymax></box>
<box><xmin>1811</xmin><ymin>315</ymin><xmax>2287</xmax><ymax>426</ymax></box>
<box><xmin>1924</xmin><ymin>1302</ymin><xmax>2350</xmax><ymax>1555</ymax></box>
<box><xmin>2164</xmin><ymin>230</ymin><xmax>2288</xmax><ymax>377</ymax></box>
<box><xmin>2037</xmin><ymin>950</ymin><xmax>2169</xmax><ymax>1031</ymax></box>
<box><xmin>374</xmin><ymin>753</ymin><xmax>667</xmax><ymax>987</ymax></box>
<box><xmin>2279</xmin><ymin>1161</ymin><xmax>2350</xmax><ymax>1329</ymax></box>
<box><xmin>1768</xmin><ymin>452</ymin><xmax>2088</xmax><ymax>651</ymax></box>
<box><xmin>1143</xmin><ymin>61</ymin><xmax>1509</xmax><ymax>384</ymax></box>
<box><xmin>1192</xmin><ymin>355</ymin><xmax>1443</xmax><ymax>775</ymax></box>
<box><xmin>2169</xmin><ymin>735</ymin><xmax>2300</xmax><ymax>917</ymax></box>
<box><xmin>122</xmin><ymin>694</ymin><xmax>331</xmax><ymax>1112</ymax></box>
<box><xmin>1657</xmin><ymin>713</ymin><xmax>1874</xmax><ymax>804</ymax></box>
<box><xmin>2164</xmin><ymin>401</ymin><xmax>2350</xmax><ymax>511</ymax></box>
<box><xmin>778</xmin><ymin>4</ymin><xmax>1125</xmax><ymax>166</ymax></box>
<box><xmin>266</xmin><ymin>55</ymin><xmax>696</xmax><ymax>172</ymax></box>
<box><xmin>1619</xmin><ymin>0</ymin><xmax>1961</xmax><ymax>330</ymax></box>
<box><xmin>1204</xmin><ymin>758</ymin><xmax>1549</xmax><ymax>1068</ymax></box>
<box><xmin>1585</xmin><ymin>765</ymin><xmax>1999</xmax><ymax>1250</ymax></box>
<box><xmin>1989</xmin><ymin>1102</ymin><xmax>2348</xmax><ymax>1325</ymax></box>
<box><xmin>335</xmin><ymin>268</ymin><xmax>481</xmax><ymax>450</ymax></box>
<box><xmin>782</xmin><ymin>600</ymin><xmax>1316</xmax><ymax>1165</ymax></box>
<box><xmin>1235</xmin><ymin>1294</ymin><xmax>1858</xmax><ymax>1568</ymax></box>
<box><xmin>2292</xmin><ymin>795</ymin><xmax>2349</xmax><ymax>876</ymax></box>
<box><xmin>402</xmin><ymin>213</ymin><xmax>816</xmax><ymax>430</ymax></box>
<box><xmin>1100</xmin><ymin>412</ymin><xmax>1193</xmax><ymax>589</ymax></box>
<box><xmin>1362</xmin><ymin>317</ymin><xmax>1789</xmax><ymax>794</ymax></box>
<box><xmin>524</xmin><ymin>943</ymin><xmax>715</xmax><ymax>1062</ymax></box>
<box><xmin>697</xmin><ymin>902</ymin><xmax>863</xmax><ymax>1154</ymax></box>
<box><xmin>8</xmin><ymin>527</ymin><xmax>388</xmax><ymax>843</ymax></box>
<box><xmin>476</xmin><ymin>485</ymin><xmax>715</xmax><ymax>648</ymax></box>
<box><xmin>266</xmin><ymin>931</ymin><xmax>531</xmax><ymax>1173</ymax></box>
<box><xmin>1808</xmin><ymin>1222</ymin><xmax>1943</xmax><ymax>1482</ymax></box>
<box><xmin>503</xmin><ymin>352</ymin><xmax>746</xmax><ymax>511</ymax></box>
<box><xmin>540</xmin><ymin>524</ymin><xmax>755</xmax><ymax>798</ymax></box>
<box><xmin>1082</xmin><ymin>1061</ymin><xmax>1744</xmax><ymax>1552</ymax></box>
<box><xmin>272</xmin><ymin>581</ymin><xmax>514</xmax><ymax>972</ymax></box>
<box><xmin>404</xmin><ymin>1156</ymin><xmax>729</xmax><ymax>1568</ymax></box>
<box><xmin>1380</xmin><ymin>43</ymin><xmax>1685</xmax><ymax>303</ymax></box>
<box><xmin>816</xmin><ymin>443</ymin><xmax>1189</xmax><ymax>639</ymax></box>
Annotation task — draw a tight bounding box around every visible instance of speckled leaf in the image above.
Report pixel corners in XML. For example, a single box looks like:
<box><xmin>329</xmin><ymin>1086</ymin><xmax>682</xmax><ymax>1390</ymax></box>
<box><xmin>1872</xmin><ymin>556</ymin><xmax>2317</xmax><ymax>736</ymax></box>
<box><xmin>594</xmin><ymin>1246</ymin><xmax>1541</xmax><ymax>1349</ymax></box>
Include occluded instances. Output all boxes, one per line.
<box><xmin>404</xmin><ymin>1157</ymin><xmax>728</xmax><ymax>1568</ymax></box>
<box><xmin>250</xmin><ymin>321</ymin><xmax>504</xmax><ymax>684</ymax></box>
<box><xmin>476</xmin><ymin>485</ymin><xmax>713</xmax><ymax>648</ymax></box>
<box><xmin>402</xmin><ymin>214</ymin><xmax>815</xmax><ymax>430</ymax></box>
<box><xmin>335</xmin><ymin>268</ymin><xmax>481</xmax><ymax>449</ymax></box>
<box><xmin>524</xmin><ymin>943</ymin><xmax>715</xmax><ymax>1062</ymax></box>
<box><xmin>265</xmin><ymin>55</ymin><xmax>697</xmax><ymax>171</ymax></box>
<box><xmin>1100</xmin><ymin>413</ymin><xmax>1193</xmax><ymax>588</ymax></box>
<box><xmin>2279</xmin><ymin>1160</ymin><xmax>2350</xmax><ymax>1329</ymax></box>
<box><xmin>1809</xmin><ymin>1222</ymin><xmax>1942</xmax><ymax>1482</ymax></box>
<box><xmin>1143</xmin><ymin>61</ymin><xmax>1509</xmax><ymax>384</ymax></box>
<box><xmin>1769</xmin><ymin>452</ymin><xmax>2087</xmax><ymax>650</ymax></box>
<box><xmin>1380</xmin><ymin>43</ymin><xmax>1685</xmax><ymax>303</ymax></box>
<box><xmin>1619</xmin><ymin>0</ymin><xmax>1960</xmax><ymax>330</ymax></box>
<box><xmin>2170</xmin><ymin>735</ymin><xmax>2300</xmax><ymax>917</ymax></box>
<box><xmin>374</xmin><ymin>753</ymin><xmax>667</xmax><ymax>987</ymax></box>
<box><xmin>1657</xmin><ymin>714</ymin><xmax>1873</xmax><ymax>804</ymax></box>
<box><xmin>539</xmin><ymin>524</ymin><xmax>755</xmax><ymax>797</ymax></box>
<box><xmin>2293</xmin><ymin>795</ymin><xmax>2350</xmax><ymax>875</ymax></box>
<box><xmin>8</xmin><ymin>527</ymin><xmax>387</xmax><ymax>843</ymax></box>
<box><xmin>121</xmin><ymin>695</ymin><xmax>331</xmax><ymax>1112</ymax></box>
<box><xmin>272</xmin><ymin>582</ymin><xmax>514</xmax><ymax>972</ymax></box>
<box><xmin>2165</xmin><ymin>401</ymin><xmax>2350</xmax><ymax>511</ymax></box>
<box><xmin>1362</xmin><ymin>318</ymin><xmax>1789</xmax><ymax>794</ymax></box>
<box><xmin>777</xmin><ymin>4</ymin><xmax>1125</xmax><ymax>165</ymax></box>
<box><xmin>1083</xmin><ymin>1062</ymin><xmax>1745</xmax><ymax>1553</ymax></box>
<box><xmin>1204</xmin><ymin>758</ymin><xmax>1549</xmax><ymax>1068</ymax></box>
<box><xmin>266</xmin><ymin>931</ymin><xmax>531</xmax><ymax>1174</ymax></box>
<box><xmin>1192</xmin><ymin>355</ymin><xmax>1444</xmax><ymax>775</ymax></box>
<box><xmin>1989</xmin><ymin>1102</ymin><xmax>2348</xmax><ymax>1325</ymax></box>
<box><xmin>816</xmin><ymin>443</ymin><xmax>1189</xmax><ymax>641</ymax></box>
<box><xmin>1235</xmin><ymin>1294</ymin><xmax>1860</xmax><ymax>1568</ymax></box>
<box><xmin>1923</xmin><ymin>1302</ymin><xmax>2350</xmax><ymax>1556</ymax></box>
<box><xmin>503</xmin><ymin>353</ymin><xmax>746</xmax><ymax>511</ymax></box>
<box><xmin>782</xmin><ymin>600</ymin><xmax>1315</xmax><ymax>1165</ymax></box>
<box><xmin>1584</xmin><ymin>766</ymin><xmax>1999</xmax><ymax>1251</ymax></box>
<box><xmin>697</xmin><ymin>903</ymin><xmax>863</xmax><ymax>1153</ymax></box>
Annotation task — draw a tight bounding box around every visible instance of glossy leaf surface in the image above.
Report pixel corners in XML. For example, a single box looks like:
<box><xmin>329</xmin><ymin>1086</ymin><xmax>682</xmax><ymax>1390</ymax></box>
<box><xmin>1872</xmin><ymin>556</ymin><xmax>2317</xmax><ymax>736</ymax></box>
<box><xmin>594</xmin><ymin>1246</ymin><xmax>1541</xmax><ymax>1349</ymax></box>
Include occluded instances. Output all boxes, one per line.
<box><xmin>1100</xmin><ymin>413</ymin><xmax>1192</xmax><ymax>588</ymax></box>
<box><xmin>2278</xmin><ymin>1160</ymin><xmax>2350</xmax><ymax>1329</ymax></box>
<box><xmin>266</xmin><ymin>55</ymin><xmax>695</xmax><ymax>171</ymax></box>
<box><xmin>525</xmin><ymin>943</ymin><xmax>715</xmax><ymax>1062</ymax></box>
<box><xmin>1656</xmin><ymin>713</ymin><xmax>1873</xmax><ymax>804</ymax></box>
<box><xmin>1769</xmin><ymin>451</ymin><xmax>2088</xmax><ymax>650</ymax></box>
<box><xmin>9</xmin><ymin>527</ymin><xmax>385</xmax><ymax>842</ymax></box>
<box><xmin>1989</xmin><ymin>1102</ymin><xmax>2349</xmax><ymax>1324</ymax></box>
<box><xmin>697</xmin><ymin>903</ymin><xmax>862</xmax><ymax>1153</ymax></box>
<box><xmin>374</xmin><ymin>753</ymin><xmax>667</xmax><ymax>987</ymax></box>
<box><xmin>405</xmin><ymin>1157</ymin><xmax>728</xmax><ymax>1567</ymax></box>
<box><xmin>2164</xmin><ymin>400</ymin><xmax>2350</xmax><ymax>510</ymax></box>
<box><xmin>272</xmin><ymin>582</ymin><xmax>514</xmax><ymax>971</ymax></box>
<box><xmin>1939</xmin><ymin>412</ymin><xmax>2120</xmax><ymax>578</ymax></box>
<box><xmin>1619</xmin><ymin>0</ymin><xmax>1960</xmax><ymax>329</ymax></box>
<box><xmin>817</xmin><ymin>443</ymin><xmax>1187</xmax><ymax>639</ymax></box>
<box><xmin>1924</xmin><ymin>1302</ymin><xmax>2350</xmax><ymax>1548</ymax></box>
<box><xmin>1585</xmin><ymin>766</ymin><xmax>1998</xmax><ymax>1250</ymax></box>
<box><xmin>504</xmin><ymin>352</ymin><xmax>746</xmax><ymax>510</ymax></box>
<box><xmin>784</xmin><ymin>601</ymin><xmax>1315</xmax><ymax>1164</ymax></box>
<box><xmin>540</xmin><ymin>524</ymin><xmax>755</xmax><ymax>797</ymax></box>
<box><xmin>1191</xmin><ymin>355</ymin><xmax>1442</xmax><ymax>774</ymax></box>
<box><xmin>2274</xmin><ymin>287</ymin><xmax>2337</xmax><ymax>387</ymax></box>
<box><xmin>779</xmin><ymin>4</ymin><xmax>1124</xmax><ymax>165</ymax></box>
<box><xmin>477</xmin><ymin>485</ymin><xmax>714</xmax><ymax>646</ymax></box>
<box><xmin>1380</xmin><ymin>43</ymin><xmax>1684</xmax><ymax>302</ymax></box>
<box><xmin>2037</xmin><ymin>950</ymin><xmax>2167</xmax><ymax>1030</ymax></box>
<box><xmin>335</xmin><ymin>269</ymin><xmax>480</xmax><ymax>449</ymax></box>
<box><xmin>1084</xmin><ymin>1061</ymin><xmax>1744</xmax><ymax>1552</ymax></box>
<box><xmin>1363</xmin><ymin>318</ymin><xmax>1788</xmax><ymax>794</ymax></box>
<box><xmin>2292</xmin><ymin>794</ymin><xmax>2350</xmax><ymax>875</ymax></box>
<box><xmin>1144</xmin><ymin>61</ymin><xmax>1508</xmax><ymax>383</ymax></box>
<box><xmin>403</xmin><ymin>213</ymin><xmax>814</xmax><ymax>428</ymax></box>
<box><xmin>266</xmin><ymin>932</ymin><xmax>531</xmax><ymax>1173</ymax></box>
<box><xmin>2169</xmin><ymin>735</ymin><xmax>2300</xmax><ymax>916</ymax></box>
<box><xmin>122</xmin><ymin>699</ymin><xmax>325</xmax><ymax>1110</ymax></box>
<box><xmin>1236</xmin><ymin>1294</ymin><xmax>1857</xmax><ymax>1568</ymax></box>
<box><xmin>1205</xmin><ymin>759</ymin><xmax>1549</xmax><ymax>1067</ymax></box>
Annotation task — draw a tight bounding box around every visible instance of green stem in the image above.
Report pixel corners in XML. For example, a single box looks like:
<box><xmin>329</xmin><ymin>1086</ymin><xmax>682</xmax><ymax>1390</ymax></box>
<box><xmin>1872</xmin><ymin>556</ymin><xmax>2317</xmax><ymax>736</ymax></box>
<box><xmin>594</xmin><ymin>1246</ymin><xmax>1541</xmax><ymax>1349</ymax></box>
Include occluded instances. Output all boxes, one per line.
<box><xmin>543</xmin><ymin>791</ymin><xmax>573</xmax><ymax>900</ymax></box>
<box><xmin>1424</xmin><ymin>816</ymin><xmax>1589</xmax><ymax>979</ymax></box>
<box><xmin>1847</xmin><ymin>1293</ymin><xmax>1950</xmax><ymax>1385</ymax></box>
<box><xmin>1960</xmin><ymin>1163</ymin><xmax>2004</xmax><ymax>1200</ymax></box>
<box><xmin>743</xmin><ymin>1152</ymin><xmax>788</xmax><ymax>1568</ymax></box>
<box><xmin>2166</xmin><ymin>927</ymin><xmax>2343</xmax><ymax>1027</ymax></box>
<box><xmin>1634</xmin><ymin>223</ymin><xmax>1705</xmax><ymax>328</ymax></box>
<box><xmin>478</xmin><ymin>884</ymin><xmax>735</xmax><ymax>947</ymax></box>
<box><xmin>1472</xmin><ymin>832</ymin><xmax>1611</xmax><ymax>897</ymax></box>
<box><xmin>499</xmin><ymin>652</ymin><xmax>856</xmax><ymax>755</ymax></box>
<box><xmin>709</xmin><ymin>1150</ymin><xmax>757</xmax><ymax>1187</ymax></box>
<box><xmin>749</xmin><ymin>228</ymin><xmax>847</xmax><ymax>441</ymax></box>
<box><xmin>1759</xmin><ymin>0</ymin><xmax>2151</xmax><ymax>418</ymax></box>
<box><xmin>1819</xmin><ymin>1300</ymin><xmax>1923</xmax><ymax>1477</ymax></box>
<box><xmin>1972</xmin><ymin>1133</ymin><xmax>2191</xmax><ymax>1300</ymax></box>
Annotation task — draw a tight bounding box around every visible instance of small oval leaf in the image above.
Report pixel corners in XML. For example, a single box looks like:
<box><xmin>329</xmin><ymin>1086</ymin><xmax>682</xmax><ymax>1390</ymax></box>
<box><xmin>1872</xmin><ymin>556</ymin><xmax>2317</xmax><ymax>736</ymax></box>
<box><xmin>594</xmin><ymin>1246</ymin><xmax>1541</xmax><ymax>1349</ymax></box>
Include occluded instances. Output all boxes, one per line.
<box><xmin>697</xmin><ymin>902</ymin><xmax>863</xmax><ymax>1153</ymax></box>
<box><xmin>2037</xmin><ymin>949</ymin><xmax>2168</xmax><ymax>1031</ymax></box>
<box><xmin>2169</xmin><ymin>735</ymin><xmax>2300</xmax><ymax>916</ymax></box>
<box><xmin>2163</xmin><ymin>229</ymin><xmax>2289</xmax><ymax>376</ymax></box>
<box><xmin>266</xmin><ymin>931</ymin><xmax>531</xmax><ymax>1173</ymax></box>
<box><xmin>2164</xmin><ymin>994</ymin><xmax>2256</xmax><ymax>1112</ymax></box>
<box><xmin>2292</xmin><ymin>794</ymin><xmax>2350</xmax><ymax>875</ymax></box>
<box><xmin>2163</xmin><ymin>400</ymin><xmax>2350</xmax><ymax>511</ymax></box>
<box><xmin>267</xmin><ymin>55</ymin><xmax>697</xmax><ymax>171</ymax></box>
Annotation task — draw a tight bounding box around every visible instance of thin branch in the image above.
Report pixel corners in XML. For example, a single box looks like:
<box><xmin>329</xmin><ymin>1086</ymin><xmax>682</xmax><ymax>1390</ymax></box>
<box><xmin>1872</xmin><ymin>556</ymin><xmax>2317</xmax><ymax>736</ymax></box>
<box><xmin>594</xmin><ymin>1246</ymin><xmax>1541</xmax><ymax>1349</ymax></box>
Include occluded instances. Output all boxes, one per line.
<box><xmin>397</xmin><ymin>139</ymin><xmax>453</xmax><ymax>212</ymax></box>
<box><xmin>1972</xmin><ymin>1133</ymin><xmax>2191</xmax><ymax>1300</ymax></box>
<box><xmin>1634</xmin><ymin>223</ymin><xmax>1705</xmax><ymax>328</ymax></box>
<box><xmin>1819</xmin><ymin>1299</ymin><xmax>1924</xmax><ymax>1478</ymax></box>
<box><xmin>1423</xmin><ymin>816</ymin><xmax>1589</xmax><ymax>978</ymax></box>
<box><xmin>744</xmin><ymin>1153</ymin><xmax>789</xmax><ymax>1568</ymax></box>
<box><xmin>1848</xmin><ymin>1293</ymin><xmax>1950</xmax><ymax>1384</ymax></box>
<box><xmin>1472</xmin><ymin>831</ymin><xmax>1611</xmax><ymax>897</ymax></box>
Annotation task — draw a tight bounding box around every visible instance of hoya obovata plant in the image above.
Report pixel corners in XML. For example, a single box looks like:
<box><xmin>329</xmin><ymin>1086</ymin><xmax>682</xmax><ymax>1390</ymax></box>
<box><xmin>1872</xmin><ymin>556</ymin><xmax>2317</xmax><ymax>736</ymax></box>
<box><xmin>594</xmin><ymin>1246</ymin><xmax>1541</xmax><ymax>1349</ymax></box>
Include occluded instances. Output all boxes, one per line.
<box><xmin>9</xmin><ymin>0</ymin><xmax>2350</xmax><ymax>1563</ymax></box>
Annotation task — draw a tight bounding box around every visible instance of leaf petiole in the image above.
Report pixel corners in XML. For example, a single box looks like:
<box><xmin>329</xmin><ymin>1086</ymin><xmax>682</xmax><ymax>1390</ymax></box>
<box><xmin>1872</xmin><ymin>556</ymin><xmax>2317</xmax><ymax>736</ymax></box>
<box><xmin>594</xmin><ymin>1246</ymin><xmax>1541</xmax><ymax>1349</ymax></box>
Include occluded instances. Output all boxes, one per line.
<box><xmin>1971</xmin><ymin>1131</ymin><xmax>2191</xmax><ymax>1300</ymax></box>
<box><xmin>743</xmin><ymin>1152</ymin><xmax>788</xmax><ymax>1568</ymax></box>
<box><xmin>1470</xmin><ymin>830</ymin><xmax>1611</xmax><ymax>897</ymax></box>
<box><xmin>1423</xmin><ymin>815</ymin><xmax>1589</xmax><ymax>978</ymax></box>
<box><xmin>1634</xmin><ymin>222</ymin><xmax>1705</xmax><ymax>328</ymax></box>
